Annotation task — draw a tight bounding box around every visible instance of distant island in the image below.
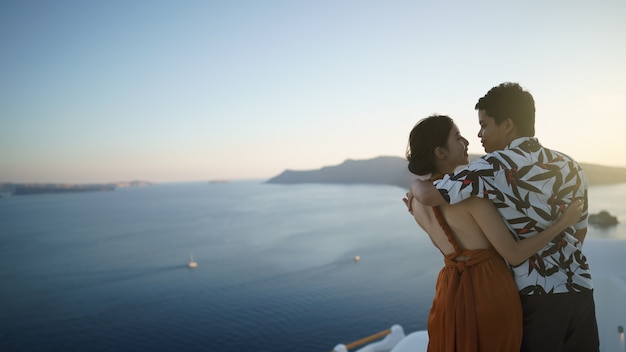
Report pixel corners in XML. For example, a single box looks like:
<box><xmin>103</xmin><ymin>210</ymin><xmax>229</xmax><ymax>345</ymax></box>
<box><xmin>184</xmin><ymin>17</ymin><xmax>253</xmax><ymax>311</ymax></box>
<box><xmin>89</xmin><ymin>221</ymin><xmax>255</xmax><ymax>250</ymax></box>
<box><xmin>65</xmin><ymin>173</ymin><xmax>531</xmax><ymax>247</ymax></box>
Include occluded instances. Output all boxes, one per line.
<box><xmin>589</xmin><ymin>210</ymin><xmax>619</xmax><ymax>227</ymax></box>
<box><xmin>0</xmin><ymin>180</ymin><xmax>153</xmax><ymax>196</ymax></box>
<box><xmin>266</xmin><ymin>155</ymin><xmax>626</xmax><ymax>189</ymax></box>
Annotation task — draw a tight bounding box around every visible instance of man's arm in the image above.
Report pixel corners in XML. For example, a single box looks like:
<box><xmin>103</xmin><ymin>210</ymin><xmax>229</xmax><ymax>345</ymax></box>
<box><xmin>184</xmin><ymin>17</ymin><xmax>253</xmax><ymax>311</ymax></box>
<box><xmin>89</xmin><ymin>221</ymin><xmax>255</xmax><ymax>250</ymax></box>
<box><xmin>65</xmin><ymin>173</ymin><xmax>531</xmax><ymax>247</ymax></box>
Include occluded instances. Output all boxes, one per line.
<box><xmin>409</xmin><ymin>179</ymin><xmax>447</xmax><ymax>206</ymax></box>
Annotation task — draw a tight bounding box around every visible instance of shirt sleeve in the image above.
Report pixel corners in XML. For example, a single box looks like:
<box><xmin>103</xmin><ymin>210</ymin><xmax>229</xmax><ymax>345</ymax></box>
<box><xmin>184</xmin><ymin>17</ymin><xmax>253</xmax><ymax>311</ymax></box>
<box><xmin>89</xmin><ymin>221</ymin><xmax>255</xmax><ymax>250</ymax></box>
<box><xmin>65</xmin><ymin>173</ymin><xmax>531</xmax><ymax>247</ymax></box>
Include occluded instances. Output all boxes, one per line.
<box><xmin>574</xmin><ymin>166</ymin><xmax>589</xmax><ymax>230</ymax></box>
<box><xmin>433</xmin><ymin>156</ymin><xmax>499</xmax><ymax>205</ymax></box>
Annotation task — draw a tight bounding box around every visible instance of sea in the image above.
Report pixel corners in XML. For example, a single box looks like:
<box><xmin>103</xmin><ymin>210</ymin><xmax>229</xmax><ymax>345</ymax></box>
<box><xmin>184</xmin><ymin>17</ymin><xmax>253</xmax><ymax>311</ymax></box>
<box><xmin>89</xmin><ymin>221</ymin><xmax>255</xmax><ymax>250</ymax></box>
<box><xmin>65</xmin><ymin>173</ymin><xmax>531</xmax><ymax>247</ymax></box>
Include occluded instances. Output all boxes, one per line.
<box><xmin>1</xmin><ymin>181</ymin><xmax>625</xmax><ymax>352</ymax></box>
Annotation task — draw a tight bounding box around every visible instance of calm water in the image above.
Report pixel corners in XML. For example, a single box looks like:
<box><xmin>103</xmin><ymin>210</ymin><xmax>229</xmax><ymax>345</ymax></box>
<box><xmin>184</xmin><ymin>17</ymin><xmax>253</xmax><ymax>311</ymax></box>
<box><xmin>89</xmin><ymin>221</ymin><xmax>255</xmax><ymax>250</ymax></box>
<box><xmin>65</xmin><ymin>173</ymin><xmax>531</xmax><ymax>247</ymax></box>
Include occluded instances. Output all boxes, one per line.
<box><xmin>1</xmin><ymin>181</ymin><xmax>624</xmax><ymax>351</ymax></box>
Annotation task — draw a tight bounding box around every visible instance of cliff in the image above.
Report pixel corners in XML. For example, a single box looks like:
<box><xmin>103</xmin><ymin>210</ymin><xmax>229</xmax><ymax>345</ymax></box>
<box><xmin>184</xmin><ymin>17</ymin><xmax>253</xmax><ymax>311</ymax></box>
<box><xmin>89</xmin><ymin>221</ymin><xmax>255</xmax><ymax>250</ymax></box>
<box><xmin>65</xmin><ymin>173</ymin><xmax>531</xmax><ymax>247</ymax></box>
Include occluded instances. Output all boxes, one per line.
<box><xmin>266</xmin><ymin>156</ymin><xmax>415</xmax><ymax>188</ymax></box>
<box><xmin>266</xmin><ymin>156</ymin><xmax>626</xmax><ymax>189</ymax></box>
<box><xmin>577</xmin><ymin>163</ymin><xmax>626</xmax><ymax>186</ymax></box>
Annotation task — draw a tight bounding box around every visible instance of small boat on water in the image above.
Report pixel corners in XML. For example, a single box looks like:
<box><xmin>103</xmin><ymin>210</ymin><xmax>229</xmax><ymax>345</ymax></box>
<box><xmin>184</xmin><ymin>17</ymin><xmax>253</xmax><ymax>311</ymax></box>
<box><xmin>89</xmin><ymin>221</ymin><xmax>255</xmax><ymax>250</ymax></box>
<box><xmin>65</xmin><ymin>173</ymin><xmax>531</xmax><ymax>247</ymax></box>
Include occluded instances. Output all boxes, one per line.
<box><xmin>332</xmin><ymin>238</ymin><xmax>626</xmax><ymax>352</ymax></box>
<box><xmin>188</xmin><ymin>254</ymin><xmax>198</xmax><ymax>268</ymax></box>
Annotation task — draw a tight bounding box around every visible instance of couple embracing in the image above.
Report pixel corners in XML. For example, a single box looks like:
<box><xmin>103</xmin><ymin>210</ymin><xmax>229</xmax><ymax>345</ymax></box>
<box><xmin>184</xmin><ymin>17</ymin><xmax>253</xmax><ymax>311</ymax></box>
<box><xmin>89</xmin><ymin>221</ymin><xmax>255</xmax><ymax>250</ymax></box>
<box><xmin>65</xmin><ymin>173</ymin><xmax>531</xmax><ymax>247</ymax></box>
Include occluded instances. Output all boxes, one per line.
<box><xmin>403</xmin><ymin>82</ymin><xmax>599</xmax><ymax>352</ymax></box>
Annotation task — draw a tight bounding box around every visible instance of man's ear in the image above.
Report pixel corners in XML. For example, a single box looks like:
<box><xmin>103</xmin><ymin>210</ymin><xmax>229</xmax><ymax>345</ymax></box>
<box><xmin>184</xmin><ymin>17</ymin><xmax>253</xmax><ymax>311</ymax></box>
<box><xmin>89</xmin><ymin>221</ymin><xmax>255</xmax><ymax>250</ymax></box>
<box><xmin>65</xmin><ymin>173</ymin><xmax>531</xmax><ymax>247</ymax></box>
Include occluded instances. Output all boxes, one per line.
<box><xmin>503</xmin><ymin>118</ymin><xmax>516</xmax><ymax>135</ymax></box>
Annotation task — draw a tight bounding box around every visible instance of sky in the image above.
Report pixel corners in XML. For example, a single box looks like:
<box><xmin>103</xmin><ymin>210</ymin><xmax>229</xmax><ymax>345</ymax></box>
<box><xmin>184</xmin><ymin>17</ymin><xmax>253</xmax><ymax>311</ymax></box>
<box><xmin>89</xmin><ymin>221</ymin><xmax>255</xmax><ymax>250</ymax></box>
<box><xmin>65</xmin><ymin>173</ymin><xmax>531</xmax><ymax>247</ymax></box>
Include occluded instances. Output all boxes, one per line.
<box><xmin>1</xmin><ymin>0</ymin><xmax>626</xmax><ymax>183</ymax></box>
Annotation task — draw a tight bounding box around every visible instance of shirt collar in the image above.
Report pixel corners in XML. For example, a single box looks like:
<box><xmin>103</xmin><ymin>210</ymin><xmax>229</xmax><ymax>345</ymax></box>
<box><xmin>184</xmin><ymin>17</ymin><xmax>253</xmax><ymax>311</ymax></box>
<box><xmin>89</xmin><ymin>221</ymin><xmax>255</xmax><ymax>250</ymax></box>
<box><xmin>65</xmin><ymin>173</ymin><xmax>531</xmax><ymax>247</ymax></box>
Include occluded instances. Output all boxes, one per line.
<box><xmin>506</xmin><ymin>136</ymin><xmax>539</xmax><ymax>150</ymax></box>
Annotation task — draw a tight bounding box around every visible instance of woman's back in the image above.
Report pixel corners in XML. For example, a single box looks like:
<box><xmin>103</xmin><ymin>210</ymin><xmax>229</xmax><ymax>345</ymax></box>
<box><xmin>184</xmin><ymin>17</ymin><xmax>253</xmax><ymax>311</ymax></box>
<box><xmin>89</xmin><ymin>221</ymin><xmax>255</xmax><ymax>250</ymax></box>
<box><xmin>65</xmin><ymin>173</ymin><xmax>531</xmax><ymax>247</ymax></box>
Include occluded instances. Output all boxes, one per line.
<box><xmin>410</xmin><ymin>196</ymin><xmax>491</xmax><ymax>256</ymax></box>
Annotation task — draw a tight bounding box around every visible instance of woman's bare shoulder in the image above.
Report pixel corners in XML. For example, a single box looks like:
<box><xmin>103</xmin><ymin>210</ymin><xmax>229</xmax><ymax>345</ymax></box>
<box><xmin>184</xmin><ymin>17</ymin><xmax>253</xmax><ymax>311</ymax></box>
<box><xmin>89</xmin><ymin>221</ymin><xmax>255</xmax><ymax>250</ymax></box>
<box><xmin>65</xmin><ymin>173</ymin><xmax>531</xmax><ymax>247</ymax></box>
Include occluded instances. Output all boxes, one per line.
<box><xmin>460</xmin><ymin>196</ymin><xmax>494</xmax><ymax>209</ymax></box>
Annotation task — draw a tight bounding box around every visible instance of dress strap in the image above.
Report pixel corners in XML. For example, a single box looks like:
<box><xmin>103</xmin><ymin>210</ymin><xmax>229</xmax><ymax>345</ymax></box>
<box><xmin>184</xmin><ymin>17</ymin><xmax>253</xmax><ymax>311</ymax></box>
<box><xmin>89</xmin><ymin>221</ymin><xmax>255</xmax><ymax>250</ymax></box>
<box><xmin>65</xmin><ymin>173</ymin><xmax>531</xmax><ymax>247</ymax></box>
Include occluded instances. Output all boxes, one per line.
<box><xmin>432</xmin><ymin>206</ymin><xmax>463</xmax><ymax>257</ymax></box>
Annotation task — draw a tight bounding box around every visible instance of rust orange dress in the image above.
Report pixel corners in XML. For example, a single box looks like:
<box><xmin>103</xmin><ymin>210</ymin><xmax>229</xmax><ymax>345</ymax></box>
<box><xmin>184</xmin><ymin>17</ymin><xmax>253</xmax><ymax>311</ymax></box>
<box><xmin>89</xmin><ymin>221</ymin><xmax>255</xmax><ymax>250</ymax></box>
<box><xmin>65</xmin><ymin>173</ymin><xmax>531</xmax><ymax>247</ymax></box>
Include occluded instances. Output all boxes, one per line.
<box><xmin>426</xmin><ymin>207</ymin><xmax>523</xmax><ymax>352</ymax></box>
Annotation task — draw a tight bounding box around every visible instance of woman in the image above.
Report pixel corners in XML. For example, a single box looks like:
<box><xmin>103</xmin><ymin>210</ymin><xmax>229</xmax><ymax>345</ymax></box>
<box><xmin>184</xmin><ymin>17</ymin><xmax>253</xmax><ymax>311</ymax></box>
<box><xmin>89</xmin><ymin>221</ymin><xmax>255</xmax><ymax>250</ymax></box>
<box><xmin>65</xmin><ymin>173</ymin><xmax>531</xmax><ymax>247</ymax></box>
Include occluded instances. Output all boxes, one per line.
<box><xmin>402</xmin><ymin>115</ymin><xmax>582</xmax><ymax>352</ymax></box>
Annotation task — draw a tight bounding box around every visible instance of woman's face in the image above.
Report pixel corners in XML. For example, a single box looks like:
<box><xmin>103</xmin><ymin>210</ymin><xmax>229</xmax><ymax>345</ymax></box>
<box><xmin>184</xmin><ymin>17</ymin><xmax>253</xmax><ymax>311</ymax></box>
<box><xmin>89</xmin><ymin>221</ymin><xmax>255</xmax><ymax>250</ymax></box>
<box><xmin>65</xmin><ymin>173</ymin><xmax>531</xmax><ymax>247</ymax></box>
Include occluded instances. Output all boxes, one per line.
<box><xmin>445</xmin><ymin>123</ymin><xmax>470</xmax><ymax>167</ymax></box>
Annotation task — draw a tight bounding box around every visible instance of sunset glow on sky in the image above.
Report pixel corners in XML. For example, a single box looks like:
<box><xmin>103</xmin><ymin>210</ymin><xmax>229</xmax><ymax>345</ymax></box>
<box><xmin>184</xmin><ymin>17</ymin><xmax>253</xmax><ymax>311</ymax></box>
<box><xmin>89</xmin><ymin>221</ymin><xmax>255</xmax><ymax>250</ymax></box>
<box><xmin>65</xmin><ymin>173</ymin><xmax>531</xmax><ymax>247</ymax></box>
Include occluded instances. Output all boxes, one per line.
<box><xmin>2</xmin><ymin>1</ymin><xmax>625</xmax><ymax>183</ymax></box>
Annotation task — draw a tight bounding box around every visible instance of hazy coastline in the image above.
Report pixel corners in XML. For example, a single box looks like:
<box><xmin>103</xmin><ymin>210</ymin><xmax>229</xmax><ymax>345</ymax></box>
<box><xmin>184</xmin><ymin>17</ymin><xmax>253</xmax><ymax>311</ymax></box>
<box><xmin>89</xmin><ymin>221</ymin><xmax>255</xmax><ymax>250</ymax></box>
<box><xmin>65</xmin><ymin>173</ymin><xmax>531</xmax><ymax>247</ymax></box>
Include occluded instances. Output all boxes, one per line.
<box><xmin>3</xmin><ymin>156</ymin><xmax>626</xmax><ymax>197</ymax></box>
<box><xmin>267</xmin><ymin>156</ymin><xmax>626</xmax><ymax>189</ymax></box>
<box><xmin>0</xmin><ymin>181</ymin><xmax>152</xmax><ymax>196</ymax></box>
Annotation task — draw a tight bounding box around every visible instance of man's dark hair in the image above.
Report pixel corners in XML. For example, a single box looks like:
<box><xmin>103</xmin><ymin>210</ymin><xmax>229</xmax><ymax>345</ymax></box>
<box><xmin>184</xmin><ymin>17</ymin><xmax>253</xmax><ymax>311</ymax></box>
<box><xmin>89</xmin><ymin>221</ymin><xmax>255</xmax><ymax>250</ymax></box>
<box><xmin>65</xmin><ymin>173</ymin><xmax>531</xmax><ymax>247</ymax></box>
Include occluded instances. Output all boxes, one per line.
<box><xmin>475</xmin><ymin>82</ymin><xmax>536</xmax><ymax>137</ymax></box>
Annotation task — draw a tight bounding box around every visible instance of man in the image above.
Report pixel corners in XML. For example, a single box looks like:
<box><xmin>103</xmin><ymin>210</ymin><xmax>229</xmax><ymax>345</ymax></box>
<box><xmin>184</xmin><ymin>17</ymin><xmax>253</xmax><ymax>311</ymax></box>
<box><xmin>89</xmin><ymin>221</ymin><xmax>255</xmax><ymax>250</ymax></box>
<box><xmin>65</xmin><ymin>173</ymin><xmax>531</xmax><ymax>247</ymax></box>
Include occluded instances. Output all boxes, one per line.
<box><xmin>409</xmin><ymin>82</ymin><xmax>599</xmax><ymax>351</ymax></box>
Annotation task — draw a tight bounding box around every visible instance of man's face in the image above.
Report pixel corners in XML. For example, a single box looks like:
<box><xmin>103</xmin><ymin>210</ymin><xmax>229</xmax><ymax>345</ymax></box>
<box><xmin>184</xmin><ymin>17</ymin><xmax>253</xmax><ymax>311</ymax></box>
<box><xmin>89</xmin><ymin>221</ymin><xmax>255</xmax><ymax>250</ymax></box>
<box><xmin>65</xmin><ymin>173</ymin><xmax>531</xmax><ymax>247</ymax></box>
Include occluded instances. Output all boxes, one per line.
<box><xmin>477</xmin><ymin>110</ymin><xmax>509</xmax><ymax>153</ymax></box>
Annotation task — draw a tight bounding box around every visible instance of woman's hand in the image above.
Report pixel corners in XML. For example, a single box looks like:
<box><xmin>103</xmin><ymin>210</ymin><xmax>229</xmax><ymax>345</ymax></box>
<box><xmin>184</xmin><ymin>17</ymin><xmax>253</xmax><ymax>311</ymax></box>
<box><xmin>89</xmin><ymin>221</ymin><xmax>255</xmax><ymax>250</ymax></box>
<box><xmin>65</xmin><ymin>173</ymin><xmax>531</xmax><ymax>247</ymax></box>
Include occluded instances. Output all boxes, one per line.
<box><xmin>402</xmin><ymin>190</ymin><xmax>414</xmax><ymax>213</ymax></box>
<box><xmin>559</xmin><ymin>199</ymin><xmax>584</xmax><ymax>227</ymax></box>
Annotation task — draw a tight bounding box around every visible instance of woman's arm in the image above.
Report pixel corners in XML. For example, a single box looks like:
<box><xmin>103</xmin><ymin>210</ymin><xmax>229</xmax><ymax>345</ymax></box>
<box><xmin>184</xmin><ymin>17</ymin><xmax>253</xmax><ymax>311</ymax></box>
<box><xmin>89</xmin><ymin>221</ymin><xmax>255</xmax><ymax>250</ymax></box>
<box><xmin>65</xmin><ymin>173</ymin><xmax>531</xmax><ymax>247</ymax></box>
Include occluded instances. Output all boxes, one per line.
<box><xmin>408</xmin><ymin>179</ymin><xmax>447</xmax><ymax>206</ymax></box>
<box><xmin>469</xmin><ymin>197</ymin><xmax>583</xmax><ymax>266</ymax></box>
